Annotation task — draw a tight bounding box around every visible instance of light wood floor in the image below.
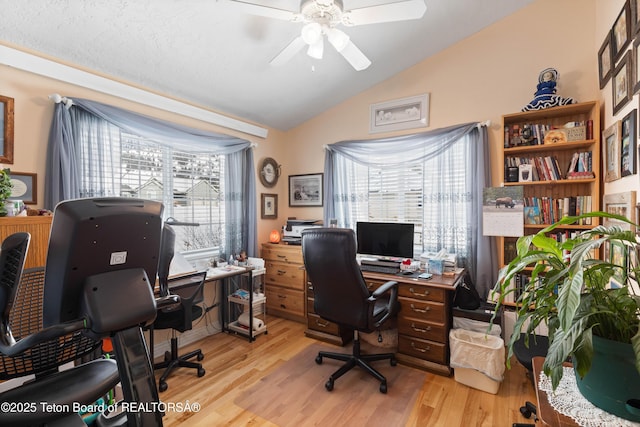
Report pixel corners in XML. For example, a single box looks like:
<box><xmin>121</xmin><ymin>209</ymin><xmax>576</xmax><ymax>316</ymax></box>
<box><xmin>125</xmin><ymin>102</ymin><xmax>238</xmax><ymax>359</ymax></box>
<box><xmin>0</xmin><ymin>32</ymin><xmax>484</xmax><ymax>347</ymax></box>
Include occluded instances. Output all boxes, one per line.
<box><xmin>155</xmin><ymin>316</ymin><xmax>537</xmax><ymax>426</ymax></box>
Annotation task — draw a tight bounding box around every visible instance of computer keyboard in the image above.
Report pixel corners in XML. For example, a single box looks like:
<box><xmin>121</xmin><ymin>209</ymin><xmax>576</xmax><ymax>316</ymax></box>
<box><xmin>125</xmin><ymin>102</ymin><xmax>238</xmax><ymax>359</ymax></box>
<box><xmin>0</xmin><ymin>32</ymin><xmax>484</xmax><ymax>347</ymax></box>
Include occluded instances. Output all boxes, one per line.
<box><xmin>359</xmin><ymin>264</ymin><xmax>400</xmax><ymax>274</ymax></box>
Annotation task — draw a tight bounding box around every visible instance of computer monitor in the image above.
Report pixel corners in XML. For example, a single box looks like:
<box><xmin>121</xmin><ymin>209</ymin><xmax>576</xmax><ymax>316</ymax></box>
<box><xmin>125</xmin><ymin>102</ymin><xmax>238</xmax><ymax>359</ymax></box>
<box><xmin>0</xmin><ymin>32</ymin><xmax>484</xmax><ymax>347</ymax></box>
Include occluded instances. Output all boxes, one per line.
<box><xmin>356</xmin><ymin>221</ymin><xmax>415</xmax><ymax>259</ymax></box>
<box><xmin>43</xmin><ymin>197</ymin><xmax>164</xmax><ymax>327</ymax></box>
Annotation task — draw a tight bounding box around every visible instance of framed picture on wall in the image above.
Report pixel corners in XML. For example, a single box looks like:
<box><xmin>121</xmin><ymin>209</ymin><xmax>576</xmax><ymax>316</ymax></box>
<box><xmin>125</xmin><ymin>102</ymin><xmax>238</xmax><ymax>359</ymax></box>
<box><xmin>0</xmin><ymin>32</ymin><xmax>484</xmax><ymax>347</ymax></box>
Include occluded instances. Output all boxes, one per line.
<box><xmin>632</xmin><ymin>0</ymin><xmax>640</xmax><ymax>35</ymax></box>
<box><xmin>8</xmin><ymin>172</ymin><xmax>36</xmax><ymax>204</ymax></box>
<box><xmin>289</xmin><ymin>173</ymin><xmax>323</xmax><ymax>207</ymax></box>
<box><xmin>621</xmin><ymin>109</ymin><xmax>637</xmax><ymax>176</ymax></box>
<box><xmin>261</xmin><ymin>193</ymin><xmax>277</xmax><ymax>219</ymax></box>
<box><xmin>613</xmin><ymin>0</ymin><xmax>632</xmax><ymax>62</ymax></box>
<box><xmin>599</xmin><ymin>30</ymin><xmax>614</xmax><ymax>89</ymax></box>
<box><xmin>633</xmin><ymin>36</ymin><xmax>640</xmax><ymax>94</ymax></box>
<box><xmin>0</xmin><ymin>95</ymin><xmax>14</xmax><ymax>165</ymax></box>
<box><xmin>613</xmin><ymin>50</ymin><xmax>633</xmax><ymax>115</ymax></box>
<box><xmin>603</xmin><ymin>121</ymin><xmax>621</xmax><ymax>182</ymax></box>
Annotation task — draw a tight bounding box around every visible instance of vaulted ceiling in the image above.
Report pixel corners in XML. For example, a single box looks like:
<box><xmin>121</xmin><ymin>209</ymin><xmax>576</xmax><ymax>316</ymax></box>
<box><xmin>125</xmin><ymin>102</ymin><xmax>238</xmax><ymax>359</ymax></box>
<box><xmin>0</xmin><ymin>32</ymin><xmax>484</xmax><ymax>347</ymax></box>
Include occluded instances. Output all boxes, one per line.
<box><xmin>0</xmin><ymin>0</ymin><xmax>534</xmax><ymax>131</ymax></box>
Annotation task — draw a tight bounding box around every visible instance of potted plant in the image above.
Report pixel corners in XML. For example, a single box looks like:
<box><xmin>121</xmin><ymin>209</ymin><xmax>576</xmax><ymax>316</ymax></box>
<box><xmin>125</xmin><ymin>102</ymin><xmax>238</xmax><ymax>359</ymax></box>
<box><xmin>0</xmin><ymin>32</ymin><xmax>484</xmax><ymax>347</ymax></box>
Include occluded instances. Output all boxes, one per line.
<box><xmin>491</xmin><ymin>211</ymin><xmax>640</xmax><ymax>421</ymax></box>
<box><xmin>0</xmin><ymin>169</ymin><xmax>13</xmax><ymax>216</ymax></box>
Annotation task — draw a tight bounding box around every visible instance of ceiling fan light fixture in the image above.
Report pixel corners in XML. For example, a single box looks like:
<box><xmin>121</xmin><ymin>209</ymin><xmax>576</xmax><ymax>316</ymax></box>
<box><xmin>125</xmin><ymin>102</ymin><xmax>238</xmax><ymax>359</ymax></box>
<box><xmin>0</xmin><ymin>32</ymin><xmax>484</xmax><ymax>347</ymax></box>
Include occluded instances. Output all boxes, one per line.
<box><xmin>306</xmin><ymin>37</ymin><xmax>324</xmax><ymax>59</ymax></box>
<box><xmin>326</xmin><ymin>27</ymin><xmax>349</xmax><ymax>52</ymax></box>
<box><xmin>301</xmin><ymin>22</ymin><xmax>323</xmax><ymax>45</ymax></box>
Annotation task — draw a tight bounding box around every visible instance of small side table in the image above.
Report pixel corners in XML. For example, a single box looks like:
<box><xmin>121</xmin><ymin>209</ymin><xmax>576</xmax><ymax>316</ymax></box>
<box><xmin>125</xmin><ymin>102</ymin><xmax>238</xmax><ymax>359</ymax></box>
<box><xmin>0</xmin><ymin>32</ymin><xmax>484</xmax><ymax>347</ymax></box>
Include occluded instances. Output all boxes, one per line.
<box><xmin>532</xmin><ymin>356</ymin><xmax>579</xmax><ymax>427</ymax></box>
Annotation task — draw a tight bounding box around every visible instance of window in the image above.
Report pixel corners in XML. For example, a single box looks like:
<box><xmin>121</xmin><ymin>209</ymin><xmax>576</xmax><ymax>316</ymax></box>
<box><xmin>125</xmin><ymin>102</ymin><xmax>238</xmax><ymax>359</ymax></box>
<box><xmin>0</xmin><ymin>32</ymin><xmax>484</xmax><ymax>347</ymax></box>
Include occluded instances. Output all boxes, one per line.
<box><xmin>78</xmin><ymin>129</ymin><xmax>225</xmax><ymax>256</ymax></box>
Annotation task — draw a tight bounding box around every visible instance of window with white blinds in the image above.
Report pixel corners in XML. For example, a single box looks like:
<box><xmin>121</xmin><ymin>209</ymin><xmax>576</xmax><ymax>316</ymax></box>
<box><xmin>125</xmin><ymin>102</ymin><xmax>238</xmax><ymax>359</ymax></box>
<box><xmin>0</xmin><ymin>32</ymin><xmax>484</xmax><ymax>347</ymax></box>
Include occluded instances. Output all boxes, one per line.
<box><xmin>347</xmin><ymin>140</ymin><xmax>470</xmax><ymax>259</ymax></box>
<box><xmin>78</xmin><ymin>131</ymin><xmax>225</xmax><ymax>254</ymax></box>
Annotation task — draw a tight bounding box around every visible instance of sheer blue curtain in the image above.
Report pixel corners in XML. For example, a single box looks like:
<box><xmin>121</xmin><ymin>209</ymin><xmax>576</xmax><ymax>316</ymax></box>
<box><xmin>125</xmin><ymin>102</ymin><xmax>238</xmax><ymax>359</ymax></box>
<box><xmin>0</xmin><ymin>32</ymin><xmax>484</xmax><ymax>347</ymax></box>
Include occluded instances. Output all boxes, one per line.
<box><xmin>45</xmin><ymin>97</ymin><xmax>258</xmax><ymax>257</ymax></box>
<box><xmin>324</xmin><ymin>122</ymin><xmax>497</xmax><ymax>298</ymax></box>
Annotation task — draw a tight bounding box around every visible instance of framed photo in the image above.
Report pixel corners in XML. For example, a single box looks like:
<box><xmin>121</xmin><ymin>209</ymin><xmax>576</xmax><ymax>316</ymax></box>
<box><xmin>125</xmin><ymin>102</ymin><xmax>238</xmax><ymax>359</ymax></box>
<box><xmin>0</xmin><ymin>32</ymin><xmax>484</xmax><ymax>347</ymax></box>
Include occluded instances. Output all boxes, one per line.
<box><xmin>260</xmin><ymin>193</ymin><xmax>277</xmax><ymax>219</ymax></box>
<box><xmin>289</xmin><ymin>173</ymin><xmax>323</xmax><ymax>207</ymax></box>
<box><xmin>613</xmin><ymin>0</ymin><xmax>632</xmax><ymax>62</ymax></box>
<box><xmin>613</xmin><ymin>50</ymin><xmax>633</xmax><ymax>116</ymax></box>
<box><xmin>0</xmin><ymin>95</ymin><xmax>14</xmax><ymax>165</ymax></box>
<box><xmin>369</xmin><ymin>94</ymin><xmax>429</xmax><ymax>134</ymax></box>
<box><xmin>621</xmin><ymin>109</ymin><xmax>637</xmax><ymax>176</ymax></box>
<box><xmin>599</xmin><ymin>30</ymin><xmax>614</xmax><ymax>89</ymax></box>
<box><xmin>604</xmin><ymin>191</ymin><xmax>637</xmax><ymax>261</ymax></box>
<box><xmin>634</xmin><ymin>36</ymin><xmax>640</xmax><ymax>94</ymax></box>
<box><xmin>8</xmin><ymin>172</ymin><xmax>36</xmax><ymax>204</ymax></box>
<box><xmin>632</xmin><ymin>0</ymin><xmax>640</xmax><ymax>35</ymax></box>
<box><xmin>603</xmin><ymin>121</ymin><xmax>622</xmax><ymax>182</ymax></box>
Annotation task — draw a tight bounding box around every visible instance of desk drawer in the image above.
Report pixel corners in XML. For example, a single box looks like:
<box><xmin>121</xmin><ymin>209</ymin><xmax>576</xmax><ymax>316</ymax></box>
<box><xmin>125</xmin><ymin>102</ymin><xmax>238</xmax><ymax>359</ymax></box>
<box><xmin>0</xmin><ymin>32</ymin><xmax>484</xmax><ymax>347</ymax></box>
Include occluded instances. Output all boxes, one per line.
<box><xmin>399</xmin><ymin>297</ymin><xmax>446</xmax><ymax>324</ymax></box>
<box><xmin>265</xmin><ymin>261</ymin><xmax>305</xmax><ymax>290</ymax></box>
<box><xmin>399</xmin><ymin>283</ymin><xmax>446</xmax><ymax>302</ymax></box>
<box><xmin>398</xmin><ymin>335</ymin><xmax>446</xmax><ymax>364</ymax></box>
<box><xmin>398</xmin><ymin>317</ymin><xmax>446</xmax><ymax>342</ymax></box>
<box><xmin>266</xmin><ymin>286</ymin><xmax>304</xmax><ymax>316</ymax></box>
<box><xmin>262</xmin><ymin>245</ymin><xmax>303</xmax><ymax>264</ymax></box>
<box><xmin>307</xmin><ymin>312</ymin><xmax>341</xmax><ymax>335</ymax></box>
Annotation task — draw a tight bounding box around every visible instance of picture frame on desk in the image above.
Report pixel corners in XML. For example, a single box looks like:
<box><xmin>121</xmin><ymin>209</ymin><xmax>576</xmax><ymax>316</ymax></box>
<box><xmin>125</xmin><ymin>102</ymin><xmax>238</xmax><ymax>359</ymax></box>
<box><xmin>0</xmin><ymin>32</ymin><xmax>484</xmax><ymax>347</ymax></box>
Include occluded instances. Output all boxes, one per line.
<box><xmin>8</xmin><ymin>172</ymin><xmax>36</xmax><ymax>204</ymax></box>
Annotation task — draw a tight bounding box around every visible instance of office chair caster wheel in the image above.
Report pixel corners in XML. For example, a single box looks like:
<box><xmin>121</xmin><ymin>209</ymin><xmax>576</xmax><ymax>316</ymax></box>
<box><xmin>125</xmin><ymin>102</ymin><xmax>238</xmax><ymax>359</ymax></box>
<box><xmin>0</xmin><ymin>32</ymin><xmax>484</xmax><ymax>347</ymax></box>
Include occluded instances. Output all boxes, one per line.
<box><xmin>519</xmin><ymin>401</ymin><xmax>537</xmax><ymax>419</ymax></box>
<box><xmin>197</xmin><ymin>367</ymin><xmax>205</xmax><ymax>377</ymax></box>
<box><xmin>380</xmin><ymin>382</ymin><xmax>387</xmax><ymax>394</ymax></box>
<box><xmin>158</xmin><ymin>380</ymin><xmax>168</xmax><ymax>392</ymax></box>
<box><xmin>519</xmin><ymin>405</ymin><xmax>531</xmax><ymax>418</ymax></box>
<box><xmin>390</xmin><ymin>357</ymin><xmax>397</xmax><ymax>366</ymax></box>
<box><xmin>325</xmin><ymin>379</ymin><xmax>334</xmax><ymax>391</ymax></box>
<box><xmin>315</xmin><ymin>355</ymin><xmax>323</xmax><ymax>364</ymax></box>
<box><xmin>197</xmin><ymin>352</ymin><xmax>204</xmax><ymax>361</ymax></box>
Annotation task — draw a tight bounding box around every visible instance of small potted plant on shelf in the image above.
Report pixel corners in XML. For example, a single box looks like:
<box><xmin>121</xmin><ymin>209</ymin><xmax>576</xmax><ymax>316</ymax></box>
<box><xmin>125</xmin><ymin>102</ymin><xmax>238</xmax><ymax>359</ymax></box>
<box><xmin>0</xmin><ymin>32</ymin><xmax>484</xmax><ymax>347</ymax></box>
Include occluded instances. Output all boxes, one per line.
<box><xmin>0</xmin><ymin>169</ymin><xmax>13</xmax><ymax>216</ymax></box>
<box><xmin>491</xmin><ymin>211</ymin><xmax>640</xmax><ymax>421</ymax></box>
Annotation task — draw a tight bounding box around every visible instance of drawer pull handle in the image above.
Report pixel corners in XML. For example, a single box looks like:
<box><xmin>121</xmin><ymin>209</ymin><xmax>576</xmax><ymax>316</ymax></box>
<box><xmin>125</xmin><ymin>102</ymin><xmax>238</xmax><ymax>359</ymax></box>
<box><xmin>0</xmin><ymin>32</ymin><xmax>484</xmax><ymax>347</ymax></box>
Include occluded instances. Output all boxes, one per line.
<box><xmin>409</xmin><ymin>287</ymin><xmax>429</xmax><ymax>297</ymax></box>
<box><xmin>410</xmin><ymin>304</ymin><xmax>430</xmax><ymax>313</ymax></box>
<box><xmin>277</xmin><ymin>270</ymin><xmax>287</xmax><ymax>275</ymax></box>
<box><xmin>280</xmin><ymin>304</ymin><xmax>287</xmax><ymax>309</ymax></box>
<box><xmin>411</xmin><ymin>323</ymin><xmax>431</xmax><ymax>333</ymax></box>
<box><xmin>315</xmin><ymin>319</ymin><xmax>329</xmax><ymax>328</ymax></box>
<box><xmin>277</xmin><ymin>294</ymin><xmax>286</xmax><ymax>299</ymax></box>
<box><xmin>411</xmin><ymin>342</ymin><xmax>430</xmax><ymax>353</ymax></box>
<box><xmin>277</xmin><ymin>254</ymin><xmax>287</xmax><ymax>260</ymax></box>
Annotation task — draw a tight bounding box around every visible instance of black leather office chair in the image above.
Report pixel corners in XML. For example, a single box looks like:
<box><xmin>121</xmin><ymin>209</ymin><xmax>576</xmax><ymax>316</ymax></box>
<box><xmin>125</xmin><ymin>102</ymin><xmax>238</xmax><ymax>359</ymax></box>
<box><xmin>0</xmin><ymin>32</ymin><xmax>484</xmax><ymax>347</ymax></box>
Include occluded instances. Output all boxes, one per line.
<box><xmin>0</xmin><ymin>197</ymin><xmax>166</xmax><ymax>427</ymax></box>
<box><xmin>301</xmin><ymin>228</ymin><xmax>400</xmax><ymax>394</ymax></box>
<box><xmin>150</xmin><ymin>224</ymin><xmax>206</xmax><ymax>392</ymax></box>
<box><xmin>513</xmin><ymin>333</ymin><xmax>549</xmax><ymax>424</ymax></box>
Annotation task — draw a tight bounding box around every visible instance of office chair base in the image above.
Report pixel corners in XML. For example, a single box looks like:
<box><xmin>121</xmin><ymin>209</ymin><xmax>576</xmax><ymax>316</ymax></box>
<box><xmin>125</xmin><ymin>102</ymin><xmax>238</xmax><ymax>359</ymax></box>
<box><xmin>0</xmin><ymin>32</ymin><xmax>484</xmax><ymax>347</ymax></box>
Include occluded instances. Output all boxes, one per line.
<box><xmin>154</xmin><ymin>337</ymin><xmax>205</xmax><ymax>392</ymax></box>
<box><xmin>315</xmin><ymin>338</ymin><xmax>397</xmax><ymax>394</ymax></box>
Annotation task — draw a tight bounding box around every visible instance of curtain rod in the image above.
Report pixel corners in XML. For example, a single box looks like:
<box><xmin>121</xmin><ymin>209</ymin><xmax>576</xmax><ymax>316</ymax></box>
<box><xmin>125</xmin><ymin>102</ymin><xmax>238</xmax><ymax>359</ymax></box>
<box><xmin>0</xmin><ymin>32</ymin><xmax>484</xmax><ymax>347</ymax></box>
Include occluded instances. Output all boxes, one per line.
<box><xmin>0</xmin><ymin>44</ymin><xmax>269</xmax><ymax>139</ymax></box>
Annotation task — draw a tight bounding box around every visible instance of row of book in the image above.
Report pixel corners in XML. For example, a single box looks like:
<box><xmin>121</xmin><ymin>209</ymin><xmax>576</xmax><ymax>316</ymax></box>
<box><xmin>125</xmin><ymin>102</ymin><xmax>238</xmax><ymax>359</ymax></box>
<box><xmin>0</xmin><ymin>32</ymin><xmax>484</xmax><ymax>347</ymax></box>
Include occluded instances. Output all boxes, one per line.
<box><xmin>523</xmin><ymin>195</ymin><xmax>592</xmax><ymax>225</ymax></box>
<box><xmin>566</xmin><ymin>151</ymin><xmax>594</xmax><ymax>178</ymax></box>
<box><xmin>506</xmin><ymin>155</ymin><xmax>563</xmax><ymax>181</ymax></box>
<box><xmin>504</xmin><ymin>120</ymin><xmax>593</xmax><ymax>148</ymax></box>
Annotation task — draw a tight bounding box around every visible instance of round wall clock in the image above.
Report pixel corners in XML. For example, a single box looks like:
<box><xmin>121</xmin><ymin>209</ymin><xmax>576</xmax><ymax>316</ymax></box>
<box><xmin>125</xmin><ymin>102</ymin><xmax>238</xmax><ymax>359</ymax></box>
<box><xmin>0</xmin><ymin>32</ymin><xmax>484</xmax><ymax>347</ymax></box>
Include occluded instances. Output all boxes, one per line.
<box><xmin>259</xmin><ymin>157</ymin><xmax>280</xmax><ymax>188</ymax></box>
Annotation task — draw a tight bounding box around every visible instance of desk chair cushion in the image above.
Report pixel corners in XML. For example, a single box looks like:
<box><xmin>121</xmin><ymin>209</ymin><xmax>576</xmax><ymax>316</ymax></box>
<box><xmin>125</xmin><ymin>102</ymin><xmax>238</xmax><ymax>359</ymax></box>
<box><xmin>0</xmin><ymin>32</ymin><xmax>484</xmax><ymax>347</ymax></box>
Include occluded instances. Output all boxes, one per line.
<box><xmin>154</xmin><ymin>304</ymin><xmax>203</xmax><ymax>332</ymax></box>
<box><xmin>513</xmin><ymin>334</ymin><xmax>549</xmax><ymax>372</ymax></box>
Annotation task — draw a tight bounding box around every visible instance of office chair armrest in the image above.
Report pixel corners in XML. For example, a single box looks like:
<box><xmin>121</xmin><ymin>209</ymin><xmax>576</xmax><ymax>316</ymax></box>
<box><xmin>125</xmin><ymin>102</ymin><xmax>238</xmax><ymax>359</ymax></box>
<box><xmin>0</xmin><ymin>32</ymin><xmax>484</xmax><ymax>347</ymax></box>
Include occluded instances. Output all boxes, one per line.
<box><xmin>0</xmin><ymin>318</ymin><xmax>86</xmax><ymax>357</ymax></box>
<box><xmin>156</xmin><ymin>294</ymin><xmax>180</xmax><ymax>310</ymax></box>
<box><xmin>370</xmin><ymin>280</ymin><xmax>398</xmax><ymax>300</ymax></box>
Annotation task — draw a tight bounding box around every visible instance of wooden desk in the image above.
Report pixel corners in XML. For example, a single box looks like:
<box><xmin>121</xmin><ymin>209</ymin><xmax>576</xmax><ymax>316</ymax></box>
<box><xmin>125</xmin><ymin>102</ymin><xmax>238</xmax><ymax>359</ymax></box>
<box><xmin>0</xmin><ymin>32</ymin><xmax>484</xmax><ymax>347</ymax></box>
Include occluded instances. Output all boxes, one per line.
<box><xmin>532</xmin><ymin>357</ymin><xmax>579</xmax><ymax>427</ymax></box>
<box><xmin>306</xmin><ymin>268</ymin><xmax>464</xmax><ymax>376</ymax></box>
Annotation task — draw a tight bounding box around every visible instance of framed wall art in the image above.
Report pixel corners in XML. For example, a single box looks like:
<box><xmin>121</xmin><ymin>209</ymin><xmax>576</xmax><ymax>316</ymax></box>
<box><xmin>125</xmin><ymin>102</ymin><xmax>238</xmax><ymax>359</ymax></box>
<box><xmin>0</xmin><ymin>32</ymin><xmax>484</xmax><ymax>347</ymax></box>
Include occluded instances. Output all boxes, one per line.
<box><xmin>369</xmin><ymin>94</ymin><xmax>429</xmax><ymax>134</ymax></box>
<box><xmin>289</xmin><ymin>173</ymin><xmax>323</xmax><ymax>207</ymax></box>
<box><xmin>8</xmin><ymin>172</ymin><xmax>36</xmax><ymax>204</ymax></box>
<box><xmin>613</xmin><ymin>50</ymin><xmax>633</xmax><ymax>115</ymax></box>
<box><xmin>260</xmin><ymin>193</ymin><xmax>278</xmax><ymax>219</ymax></box>
<box><xmin>634</xmin><ymin>36</ymin><xmax>640</xmax><ymax>94</ymax></box>
<box><xmin>603</xmin><ymin>121</ymin><xmax>621</xmax><ymax>182</ymax></box>
<box><xmin>621</xmin><ymin>109</ymin><xmax>637</xmax><ymax>176</ymax></box>
<box><xmin>603</xmin><ymin>191</ymin><xmax>637</xmax><ymax>262</ymax></box>
<box><xmin>632</xmin><ymin>0</ymin><xmax>640</xmax><ymax>35</ymax></box>
<box><xmin>599</xmin><ymin>30</ymin><xmax>614</xmax><ymax>89</ymax></box>
<box><xmin>613</xmin><ymin>0</ymin><xmax>632</xmax><ymax>62</ymax></box>
<box><xmin>0</xmin><ymin>95</ymin><xmax>14</xmax><ymax>165</ymax></box>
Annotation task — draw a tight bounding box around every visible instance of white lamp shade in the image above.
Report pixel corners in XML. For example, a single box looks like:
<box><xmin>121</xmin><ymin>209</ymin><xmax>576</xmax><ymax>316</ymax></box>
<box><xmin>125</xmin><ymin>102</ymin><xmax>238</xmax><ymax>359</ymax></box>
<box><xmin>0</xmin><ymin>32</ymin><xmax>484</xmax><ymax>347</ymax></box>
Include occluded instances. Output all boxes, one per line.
<box><xmin>301</xmin><ymin>22</ymin><xmax>323</xmax><ymax>45</ymax></box>
<box><xmin>306</xmin><ymin>37</ymin><xmax>324</xmax><ymax>59</ymax></box>
<box><xmin>326</xmin><ymin>28</ymin><xmax>350</xmax><ymax>52</ymax></box>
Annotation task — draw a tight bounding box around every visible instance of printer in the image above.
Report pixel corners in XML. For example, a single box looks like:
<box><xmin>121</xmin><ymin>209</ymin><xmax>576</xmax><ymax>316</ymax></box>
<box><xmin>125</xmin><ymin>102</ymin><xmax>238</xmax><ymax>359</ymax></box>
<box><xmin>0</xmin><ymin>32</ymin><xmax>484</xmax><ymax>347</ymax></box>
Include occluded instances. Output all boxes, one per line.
<box><xmin>282</xmin><ymin>219</ymin><xmax>323</xmax><ymax>245</ymax></box>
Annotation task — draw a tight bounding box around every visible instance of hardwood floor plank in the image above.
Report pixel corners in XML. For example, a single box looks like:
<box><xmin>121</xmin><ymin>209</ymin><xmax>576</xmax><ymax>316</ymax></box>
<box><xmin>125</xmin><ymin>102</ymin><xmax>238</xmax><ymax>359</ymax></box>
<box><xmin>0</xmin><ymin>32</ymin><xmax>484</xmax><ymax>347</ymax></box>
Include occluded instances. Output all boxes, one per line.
<box><xmin>156</xmin><ymin>316</ymin><xmax>536</xmax><ymax>426</ymax></box>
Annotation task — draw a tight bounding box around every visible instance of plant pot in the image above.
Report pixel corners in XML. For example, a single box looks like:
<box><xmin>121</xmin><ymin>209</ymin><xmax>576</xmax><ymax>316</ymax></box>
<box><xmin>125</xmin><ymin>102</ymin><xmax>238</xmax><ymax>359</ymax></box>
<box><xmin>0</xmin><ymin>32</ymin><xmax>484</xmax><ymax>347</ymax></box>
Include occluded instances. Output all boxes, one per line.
<box><xmin>575</xmin><ymin>335</ymin><xmax>640</xmax><ymax>421</ymax></box>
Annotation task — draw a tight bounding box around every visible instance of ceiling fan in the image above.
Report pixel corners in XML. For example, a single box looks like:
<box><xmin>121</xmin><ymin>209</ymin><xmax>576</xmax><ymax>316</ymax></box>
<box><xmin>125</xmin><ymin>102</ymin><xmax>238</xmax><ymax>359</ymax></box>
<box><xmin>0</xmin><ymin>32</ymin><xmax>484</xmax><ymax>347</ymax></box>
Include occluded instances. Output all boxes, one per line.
<box><xmin>226</xmin><ymin>0</ymin><xmax>427</xmax><ymax>71</ymax></box>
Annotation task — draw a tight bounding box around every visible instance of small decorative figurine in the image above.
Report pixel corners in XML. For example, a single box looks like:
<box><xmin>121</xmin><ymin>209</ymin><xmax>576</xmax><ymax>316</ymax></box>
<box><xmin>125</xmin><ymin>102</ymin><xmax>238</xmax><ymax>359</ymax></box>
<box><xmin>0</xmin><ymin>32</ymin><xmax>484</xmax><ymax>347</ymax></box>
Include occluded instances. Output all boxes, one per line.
<box><xmin>522</xmin><ymin>68</ymin><xmax>575</xmax><ymax>112</ymax></box>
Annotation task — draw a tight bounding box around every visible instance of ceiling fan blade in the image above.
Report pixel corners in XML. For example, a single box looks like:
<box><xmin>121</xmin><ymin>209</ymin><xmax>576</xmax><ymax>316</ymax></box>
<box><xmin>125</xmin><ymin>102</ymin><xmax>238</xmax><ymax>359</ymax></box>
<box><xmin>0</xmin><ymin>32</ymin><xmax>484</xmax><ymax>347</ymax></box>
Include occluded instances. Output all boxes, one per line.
<box><xmin>337</xmin><ymin>40</ymin><xmax>371</xmax><ymax>71</ymax></box>
<box><xmin>225</xmin><ymin>0</ymin><xmax>298</xmax><ymax>21</ymax></box>
<box><xmin>269</xmin><ymin>36</ymin><xmax>306</xmax><ymax>66</ymax></box>
<box><xmin>342</xmin><ymin>0</ymin><xmax>427</xmax><ymax>26</ymax></box>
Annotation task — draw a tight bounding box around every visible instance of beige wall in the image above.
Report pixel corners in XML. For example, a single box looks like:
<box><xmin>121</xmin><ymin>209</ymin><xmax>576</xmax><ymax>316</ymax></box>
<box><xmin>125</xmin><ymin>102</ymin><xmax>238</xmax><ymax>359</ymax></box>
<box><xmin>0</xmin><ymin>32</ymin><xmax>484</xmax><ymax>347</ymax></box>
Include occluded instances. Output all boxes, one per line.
<box><xmin>0</xmin><ymin>0</ymin><xmax>612</xmax><ymax>246</ymax></box>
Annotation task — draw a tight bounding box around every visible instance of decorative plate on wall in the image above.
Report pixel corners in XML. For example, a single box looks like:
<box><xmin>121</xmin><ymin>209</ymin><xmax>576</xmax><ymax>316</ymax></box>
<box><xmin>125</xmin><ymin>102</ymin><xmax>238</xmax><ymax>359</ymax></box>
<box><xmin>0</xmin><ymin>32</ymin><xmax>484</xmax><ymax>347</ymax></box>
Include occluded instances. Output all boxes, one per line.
<box><xmin>259</xmin><ymin>157</ymin><xmax>280</xmax><ymax>188</ymax></box>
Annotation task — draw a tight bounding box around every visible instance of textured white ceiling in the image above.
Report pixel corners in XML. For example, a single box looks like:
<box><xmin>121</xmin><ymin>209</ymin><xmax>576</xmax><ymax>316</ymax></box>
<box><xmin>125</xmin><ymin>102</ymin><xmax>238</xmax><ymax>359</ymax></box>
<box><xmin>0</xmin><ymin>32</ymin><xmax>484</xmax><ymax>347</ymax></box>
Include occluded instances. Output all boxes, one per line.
<box><xmin>0</xmin><ymin>0</ymin><xmax>534</xmax><ymax>131</ymax></box>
